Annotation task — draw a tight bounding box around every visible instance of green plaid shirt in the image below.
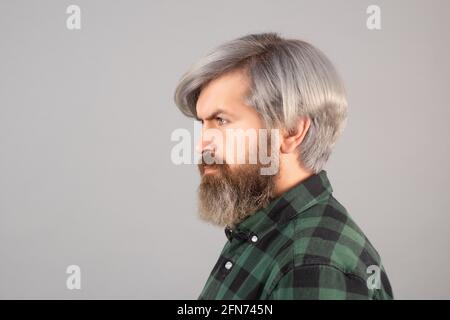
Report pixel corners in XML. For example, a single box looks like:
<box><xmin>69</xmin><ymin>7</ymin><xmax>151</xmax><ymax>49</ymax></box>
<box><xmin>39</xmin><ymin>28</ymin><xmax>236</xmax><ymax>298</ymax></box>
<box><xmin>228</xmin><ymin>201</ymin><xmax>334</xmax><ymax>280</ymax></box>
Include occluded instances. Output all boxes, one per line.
<box><xmin>198</xmin><ymin>170</ymin><xmax>393</xmax><ymax>300</ymax></box>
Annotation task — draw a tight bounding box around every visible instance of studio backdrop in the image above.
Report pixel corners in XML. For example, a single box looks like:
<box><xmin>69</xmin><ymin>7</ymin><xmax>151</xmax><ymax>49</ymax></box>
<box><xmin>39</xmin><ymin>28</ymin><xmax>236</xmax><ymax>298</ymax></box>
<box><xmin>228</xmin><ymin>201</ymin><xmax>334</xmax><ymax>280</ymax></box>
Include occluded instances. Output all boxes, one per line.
<box><xmin>0</xmin><ymin>0</ymin><xmax>449</xmax><ymax>299</ymax></box>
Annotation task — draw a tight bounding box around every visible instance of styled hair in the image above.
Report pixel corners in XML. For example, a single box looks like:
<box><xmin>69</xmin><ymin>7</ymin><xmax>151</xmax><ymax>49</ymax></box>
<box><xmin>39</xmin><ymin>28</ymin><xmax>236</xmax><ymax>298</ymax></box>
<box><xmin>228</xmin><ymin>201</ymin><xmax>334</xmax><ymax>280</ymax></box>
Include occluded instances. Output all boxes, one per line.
<box><xmin>174</xmin><ymin>32</ymin><xmax>348</xmax><ymax>173</ymax></box>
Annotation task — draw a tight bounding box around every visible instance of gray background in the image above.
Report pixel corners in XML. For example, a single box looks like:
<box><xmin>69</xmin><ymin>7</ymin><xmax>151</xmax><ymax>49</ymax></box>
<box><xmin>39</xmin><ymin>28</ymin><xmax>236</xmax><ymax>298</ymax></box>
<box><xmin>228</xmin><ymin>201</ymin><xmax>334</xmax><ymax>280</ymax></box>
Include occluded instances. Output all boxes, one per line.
<box><xmin>0</xmin><ymin>0</ymin><xmax>449</xmax><ymax>299</ymax></box>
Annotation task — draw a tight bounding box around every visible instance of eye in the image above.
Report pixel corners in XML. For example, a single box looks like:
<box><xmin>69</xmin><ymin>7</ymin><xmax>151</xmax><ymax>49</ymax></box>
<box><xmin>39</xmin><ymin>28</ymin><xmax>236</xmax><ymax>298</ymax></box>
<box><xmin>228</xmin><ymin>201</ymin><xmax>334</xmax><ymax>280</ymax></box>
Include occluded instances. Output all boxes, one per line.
<box><xmin>216</xmin><ymin>117</ymin><xmax>228</xmax><ymax>126</ymax></box>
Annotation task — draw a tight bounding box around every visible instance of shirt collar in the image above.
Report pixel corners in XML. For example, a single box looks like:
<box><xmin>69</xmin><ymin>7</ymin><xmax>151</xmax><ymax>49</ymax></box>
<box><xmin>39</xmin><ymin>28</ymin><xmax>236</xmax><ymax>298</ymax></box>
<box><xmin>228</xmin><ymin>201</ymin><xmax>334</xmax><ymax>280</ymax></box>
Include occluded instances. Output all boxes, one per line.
<box><xmin>224</xmin><ymin>170</ymin><xmax>333</xmax><ymax>242</ymax></box>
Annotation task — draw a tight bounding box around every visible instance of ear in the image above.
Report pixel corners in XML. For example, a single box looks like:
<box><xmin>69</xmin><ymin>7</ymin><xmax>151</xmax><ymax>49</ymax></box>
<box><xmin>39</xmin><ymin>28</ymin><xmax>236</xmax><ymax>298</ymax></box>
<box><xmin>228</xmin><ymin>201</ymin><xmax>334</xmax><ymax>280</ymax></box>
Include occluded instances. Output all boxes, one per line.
<box><xmin>280</xmin><ymin>117</ymin><xmax>311</xmax><ymax>154</ymax></box>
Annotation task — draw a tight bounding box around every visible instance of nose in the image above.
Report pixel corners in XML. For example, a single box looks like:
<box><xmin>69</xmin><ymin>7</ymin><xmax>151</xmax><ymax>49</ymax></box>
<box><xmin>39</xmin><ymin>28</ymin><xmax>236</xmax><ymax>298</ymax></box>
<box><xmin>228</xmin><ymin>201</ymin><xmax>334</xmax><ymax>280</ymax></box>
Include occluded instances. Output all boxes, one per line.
<box><xmin>195</xmin><ymin>128</ymin><xmax>215</xmax><ymax>155</ymax></box>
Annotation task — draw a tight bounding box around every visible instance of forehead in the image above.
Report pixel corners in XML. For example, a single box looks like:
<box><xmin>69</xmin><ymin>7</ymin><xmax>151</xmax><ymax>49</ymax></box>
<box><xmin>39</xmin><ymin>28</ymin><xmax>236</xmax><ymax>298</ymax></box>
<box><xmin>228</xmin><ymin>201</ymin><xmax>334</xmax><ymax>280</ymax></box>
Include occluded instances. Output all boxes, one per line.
<box><xmin>196</xmin><ymin>68</ymin><xmax>250</xmax><ymax>118</ymax></box>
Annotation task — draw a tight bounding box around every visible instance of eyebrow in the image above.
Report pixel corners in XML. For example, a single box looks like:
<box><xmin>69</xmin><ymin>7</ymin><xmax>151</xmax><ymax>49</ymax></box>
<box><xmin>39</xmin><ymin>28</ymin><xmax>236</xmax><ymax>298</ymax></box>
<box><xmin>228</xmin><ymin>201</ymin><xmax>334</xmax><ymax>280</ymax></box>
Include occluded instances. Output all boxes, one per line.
<box><xmin>197</xmin><ymin>109</ymin><xmax>231</xmax><ymax>121</ymax></box>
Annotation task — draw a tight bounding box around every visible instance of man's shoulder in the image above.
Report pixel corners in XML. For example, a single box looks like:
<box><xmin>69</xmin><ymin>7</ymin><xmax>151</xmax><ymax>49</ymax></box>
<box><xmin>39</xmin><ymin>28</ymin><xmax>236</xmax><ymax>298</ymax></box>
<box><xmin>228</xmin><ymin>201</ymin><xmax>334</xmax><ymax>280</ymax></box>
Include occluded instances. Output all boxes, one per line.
<box><xmin>275</xmin><ymin>194</ymin><xmax>384</xmax><ymax>281</ymax></box>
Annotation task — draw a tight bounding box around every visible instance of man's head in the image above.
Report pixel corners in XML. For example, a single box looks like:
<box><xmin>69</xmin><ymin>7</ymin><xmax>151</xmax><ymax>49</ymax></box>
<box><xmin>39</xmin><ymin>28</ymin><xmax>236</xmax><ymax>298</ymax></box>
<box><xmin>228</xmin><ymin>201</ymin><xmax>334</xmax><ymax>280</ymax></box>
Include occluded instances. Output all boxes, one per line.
<box><xmin>174</xmin><ymin>32</ymin><xmax>348</xmax><ymax>228</ymax></box>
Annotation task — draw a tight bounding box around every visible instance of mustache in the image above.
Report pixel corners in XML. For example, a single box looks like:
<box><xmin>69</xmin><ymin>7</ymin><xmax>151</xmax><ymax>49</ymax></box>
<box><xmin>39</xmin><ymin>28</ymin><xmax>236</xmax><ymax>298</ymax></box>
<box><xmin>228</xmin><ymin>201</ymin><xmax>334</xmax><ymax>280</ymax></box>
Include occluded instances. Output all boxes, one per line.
<box><xmin>198</xmin><ymin>150</ymin><xmax>228</xmax><ymax>166</ymax></box>
<box><xmin>197</xmin><ymin>151</ymin><xmax>228</xmax><ymax>175</ymax></box>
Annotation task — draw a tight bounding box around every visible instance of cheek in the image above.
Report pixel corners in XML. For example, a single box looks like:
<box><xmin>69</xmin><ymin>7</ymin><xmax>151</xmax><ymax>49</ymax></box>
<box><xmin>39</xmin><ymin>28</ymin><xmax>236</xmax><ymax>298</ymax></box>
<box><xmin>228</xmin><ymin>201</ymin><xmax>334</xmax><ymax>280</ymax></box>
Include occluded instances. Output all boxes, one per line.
<box><xmin>222</xmin><ymin>130</ymin><xmax>261</xmax><ymax>165</ymax></box>
<box><xmin>213</xmin><ymin>137</ymin><xmax>225</xmax><ymax>162</ymax></box>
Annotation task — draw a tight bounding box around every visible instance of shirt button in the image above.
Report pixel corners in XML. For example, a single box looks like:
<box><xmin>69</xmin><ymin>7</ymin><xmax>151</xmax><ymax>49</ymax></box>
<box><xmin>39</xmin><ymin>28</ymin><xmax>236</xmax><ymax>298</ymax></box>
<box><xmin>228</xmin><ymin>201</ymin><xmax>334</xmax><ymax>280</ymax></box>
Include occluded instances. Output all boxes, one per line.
<box><xmin>251</xmin><ymin>235</ymin><xmax>258</xmax><ymax>243</ymax></box>
<box><xmin>224</xmin><ymin>261</ymin><xmax>233</xmax><ymax>270</ymax></box>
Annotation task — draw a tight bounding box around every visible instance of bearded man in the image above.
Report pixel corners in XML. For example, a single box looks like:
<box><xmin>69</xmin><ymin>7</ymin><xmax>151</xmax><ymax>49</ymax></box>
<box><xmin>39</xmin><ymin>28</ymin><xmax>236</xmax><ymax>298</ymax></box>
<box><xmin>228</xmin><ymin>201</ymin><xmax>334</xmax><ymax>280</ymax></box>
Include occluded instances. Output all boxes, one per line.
<box><xmin>174</xmin><ymin>32</ymin><xmax>393</xmax><ymax>300</ymax></box>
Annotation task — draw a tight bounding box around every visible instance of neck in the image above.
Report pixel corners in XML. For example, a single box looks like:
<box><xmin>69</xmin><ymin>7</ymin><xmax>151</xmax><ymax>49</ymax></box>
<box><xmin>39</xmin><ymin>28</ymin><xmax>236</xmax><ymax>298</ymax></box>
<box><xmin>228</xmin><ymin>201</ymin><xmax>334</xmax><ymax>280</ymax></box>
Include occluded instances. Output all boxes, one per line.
<box><xmin>273</xmin><ymin>157</ymin><xmax>313</xmax><ymax>198</ymax></box>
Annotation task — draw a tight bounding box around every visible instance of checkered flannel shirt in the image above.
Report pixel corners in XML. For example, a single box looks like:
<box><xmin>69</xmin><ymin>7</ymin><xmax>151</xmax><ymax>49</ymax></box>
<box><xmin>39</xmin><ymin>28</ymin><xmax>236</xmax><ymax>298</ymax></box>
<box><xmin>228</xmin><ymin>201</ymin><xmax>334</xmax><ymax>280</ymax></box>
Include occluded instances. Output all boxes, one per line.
<box><xmin>198</xmin><ymin>170</ymin><xmax>393</xmax><ymax>300</ymax></box>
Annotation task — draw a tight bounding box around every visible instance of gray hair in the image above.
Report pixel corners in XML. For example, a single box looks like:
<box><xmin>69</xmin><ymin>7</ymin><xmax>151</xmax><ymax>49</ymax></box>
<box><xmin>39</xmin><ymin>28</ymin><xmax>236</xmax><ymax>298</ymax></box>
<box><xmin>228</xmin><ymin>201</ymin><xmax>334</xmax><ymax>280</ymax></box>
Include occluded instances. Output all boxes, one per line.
<box><xmin>174</xmin><ymin>32</ymin><xmax>348</xmax><ymax>174</ymax></box>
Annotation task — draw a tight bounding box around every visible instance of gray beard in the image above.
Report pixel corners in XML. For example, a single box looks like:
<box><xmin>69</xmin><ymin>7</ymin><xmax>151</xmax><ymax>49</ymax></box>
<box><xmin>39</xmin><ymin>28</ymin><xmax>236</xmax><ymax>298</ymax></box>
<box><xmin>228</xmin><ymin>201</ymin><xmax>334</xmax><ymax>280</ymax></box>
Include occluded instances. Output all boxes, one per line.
<box><xmin>197</xmin><ymin>163</ymin><xmax>277</xmax><ymax>228</ymax></box>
